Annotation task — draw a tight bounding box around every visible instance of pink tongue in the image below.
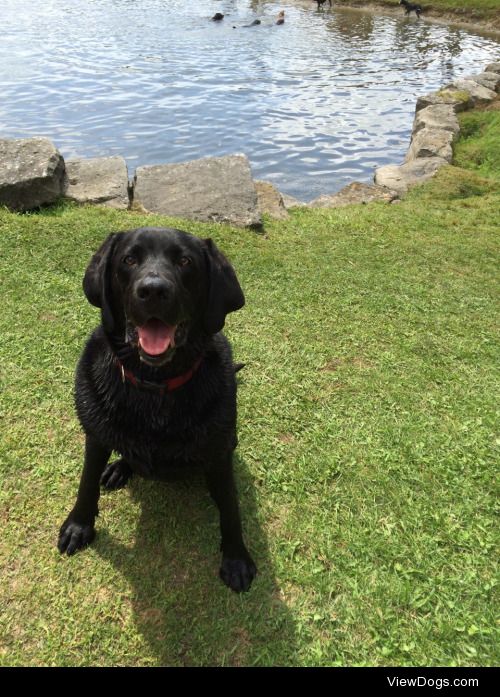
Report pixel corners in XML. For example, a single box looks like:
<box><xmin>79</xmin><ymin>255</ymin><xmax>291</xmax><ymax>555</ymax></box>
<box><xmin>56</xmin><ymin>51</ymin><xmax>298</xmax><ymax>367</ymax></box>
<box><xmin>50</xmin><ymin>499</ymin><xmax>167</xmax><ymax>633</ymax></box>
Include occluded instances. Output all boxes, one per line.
<box><xmin>137</xmin><ymin>320</ymin><xmax>176</xmax><ymax>356</ymax></box>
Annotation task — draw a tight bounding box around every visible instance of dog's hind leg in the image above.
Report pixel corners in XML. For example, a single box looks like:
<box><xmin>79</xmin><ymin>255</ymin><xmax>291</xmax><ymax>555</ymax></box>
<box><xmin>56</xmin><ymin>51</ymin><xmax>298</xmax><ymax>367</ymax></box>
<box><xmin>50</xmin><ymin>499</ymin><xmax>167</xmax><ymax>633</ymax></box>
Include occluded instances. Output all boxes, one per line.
<box><xmin>58</xmin><ymin>435</ymin><xmax>111</xmax><ymax>555</ymax></box>
<box><xmin>100</xmin><ymin>458</ymin><xmax>133</xmax><ymax>490</ymax></box>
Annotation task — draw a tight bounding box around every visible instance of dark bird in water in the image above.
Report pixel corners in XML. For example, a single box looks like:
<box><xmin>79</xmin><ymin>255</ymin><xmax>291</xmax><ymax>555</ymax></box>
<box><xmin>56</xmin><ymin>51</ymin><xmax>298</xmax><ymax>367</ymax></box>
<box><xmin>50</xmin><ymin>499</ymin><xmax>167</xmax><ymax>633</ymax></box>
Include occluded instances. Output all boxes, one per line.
<box><xmin>399</xmin><ymin>0</ymin><xmax>422</xmax><ymax>17</ymax></box>
<box><xmin>211</xmin><ymin>13</ymin><xmax>224</xmax><ymax>21</ymax></box>
<box><xmin>315</xmin><ymin>0</ymin><xmax>332</xmax><ymax>9</ymax></box>
<box><xmin>276</xmin><ymin>10</ymin><xmax>285</xmax><ymax>25</ymax></box>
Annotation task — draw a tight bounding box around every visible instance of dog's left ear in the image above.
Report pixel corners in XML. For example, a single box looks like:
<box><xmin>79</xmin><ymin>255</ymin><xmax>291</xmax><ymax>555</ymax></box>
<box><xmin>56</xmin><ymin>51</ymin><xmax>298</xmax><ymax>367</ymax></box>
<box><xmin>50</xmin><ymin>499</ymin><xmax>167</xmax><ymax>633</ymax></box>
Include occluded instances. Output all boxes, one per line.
<box><xmin>202</xmin><ymin>239</ymin><xmax>245</xmax><ymax>334</ymax></box>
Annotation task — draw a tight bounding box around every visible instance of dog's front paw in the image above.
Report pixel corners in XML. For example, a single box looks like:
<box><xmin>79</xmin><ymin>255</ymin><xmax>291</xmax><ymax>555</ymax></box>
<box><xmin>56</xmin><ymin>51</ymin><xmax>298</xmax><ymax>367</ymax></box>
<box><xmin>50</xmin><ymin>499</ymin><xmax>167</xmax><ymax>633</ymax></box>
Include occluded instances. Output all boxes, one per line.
<box><xmin>220</xmin><ymin>555</ymin><xmax>257</xmax><ymax>593</ymax></box>
<box><xmin>58</xmin><ymin>517</ymin><xmax>95</xmax><ymax>556</ymax></box>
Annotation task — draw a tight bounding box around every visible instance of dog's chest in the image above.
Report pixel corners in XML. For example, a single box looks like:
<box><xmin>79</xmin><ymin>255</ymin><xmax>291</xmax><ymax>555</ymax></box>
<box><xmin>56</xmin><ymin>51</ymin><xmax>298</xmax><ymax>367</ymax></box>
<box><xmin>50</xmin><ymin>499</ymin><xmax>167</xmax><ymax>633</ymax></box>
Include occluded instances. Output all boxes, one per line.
<box><xmin>110</xmin><ymin>381</ymin><xmax>199</xmax><ymax>437</ymax></box>
<box><xmin>103</xmin><ymin>386</ymin><xmax>206</xmax><ymax>470</ymax></box>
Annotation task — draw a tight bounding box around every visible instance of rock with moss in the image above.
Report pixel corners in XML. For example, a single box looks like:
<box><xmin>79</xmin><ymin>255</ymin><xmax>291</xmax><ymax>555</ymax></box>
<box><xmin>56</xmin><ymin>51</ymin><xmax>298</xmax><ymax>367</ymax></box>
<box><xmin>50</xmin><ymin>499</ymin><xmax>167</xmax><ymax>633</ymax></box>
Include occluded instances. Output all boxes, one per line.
<box><xmin>0</xmin><ymin>137</ymin><xmax>65</xmax><ymax>212</ymax></box>
<box><xmin>447</xmin><ymin>79</ymin><xmax>497</xmax><ymax>106</ymax></box>
<box><xmin>415</xmin><ymin>89</ymin><xmax>472</xmax><ymax>114</ymax></box>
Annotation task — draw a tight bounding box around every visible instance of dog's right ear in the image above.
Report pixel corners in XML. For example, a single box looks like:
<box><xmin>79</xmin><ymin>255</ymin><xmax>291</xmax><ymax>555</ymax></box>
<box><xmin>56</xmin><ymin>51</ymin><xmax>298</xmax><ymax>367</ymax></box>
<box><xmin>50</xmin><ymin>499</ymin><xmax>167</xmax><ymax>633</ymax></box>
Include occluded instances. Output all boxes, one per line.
<box><xmin>83</xmin><ymin>233</ymin><xmax>117</xmax><ymax>306</ymax></box>
<box><xmin>83</xmin><ymin>233</ymin><xmax>120</xmax><ymax>334</ymax></box>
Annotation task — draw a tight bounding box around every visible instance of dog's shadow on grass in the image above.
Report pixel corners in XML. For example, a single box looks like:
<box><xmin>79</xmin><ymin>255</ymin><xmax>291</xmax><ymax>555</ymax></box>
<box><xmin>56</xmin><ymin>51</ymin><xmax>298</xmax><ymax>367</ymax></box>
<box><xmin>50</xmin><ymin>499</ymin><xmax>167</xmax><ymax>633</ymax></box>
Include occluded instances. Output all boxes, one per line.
<box><xmin>95</xmin><ymin>454</ymin><xmax>298</xmax><ymax>666</ymax></box>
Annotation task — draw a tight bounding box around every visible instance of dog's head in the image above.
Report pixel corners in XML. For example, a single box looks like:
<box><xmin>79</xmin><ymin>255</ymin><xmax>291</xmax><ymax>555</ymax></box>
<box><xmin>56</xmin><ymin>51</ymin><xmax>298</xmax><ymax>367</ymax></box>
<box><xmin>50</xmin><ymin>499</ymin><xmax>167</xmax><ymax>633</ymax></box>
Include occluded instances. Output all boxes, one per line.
<box><xmin>83</xmin><ymin>227</ymin><xmax>244</xmax><ymax>366</ymax></box>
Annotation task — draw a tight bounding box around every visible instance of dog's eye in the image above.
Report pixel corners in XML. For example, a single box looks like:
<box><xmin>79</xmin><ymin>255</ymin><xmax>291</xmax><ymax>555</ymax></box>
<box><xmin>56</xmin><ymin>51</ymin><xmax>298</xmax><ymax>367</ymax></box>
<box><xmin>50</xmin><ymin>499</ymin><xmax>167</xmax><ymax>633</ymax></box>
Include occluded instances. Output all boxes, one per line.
<box><xmin>123</xmin><ymin>255</ymin><xmax>137</xmax><ymax>266</ymax></box>
<box><xmin>178</xmin><ymin>256</ymin><xmax>191</xmax><ymax>267</ymax></box>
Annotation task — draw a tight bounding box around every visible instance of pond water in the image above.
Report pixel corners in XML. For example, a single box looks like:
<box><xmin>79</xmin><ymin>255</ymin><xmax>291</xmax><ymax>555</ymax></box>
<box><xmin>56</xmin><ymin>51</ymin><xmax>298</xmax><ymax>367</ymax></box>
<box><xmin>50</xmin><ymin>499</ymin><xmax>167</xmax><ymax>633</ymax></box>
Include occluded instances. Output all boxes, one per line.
<box><xmin>1</xmin><ymin>0</ymin><xmax>498</xmax><ymax>201</ymax></box>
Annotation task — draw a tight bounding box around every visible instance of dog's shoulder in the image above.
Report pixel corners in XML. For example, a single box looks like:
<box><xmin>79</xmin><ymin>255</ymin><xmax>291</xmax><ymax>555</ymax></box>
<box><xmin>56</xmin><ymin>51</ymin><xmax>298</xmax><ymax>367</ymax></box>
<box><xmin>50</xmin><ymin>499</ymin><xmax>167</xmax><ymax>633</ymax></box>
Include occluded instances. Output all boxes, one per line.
<box><xmin>79</xmin><ymin>325</ymin><xmax>112</xmax><ymax>361</ymax></box>
<box><xmin>76</xmin><ymin>326</ymin><xmax>115</xmax><ymax>387</ymax></box>
<box><xmin>74</xmin><ymin>326</ymin><xmax>121</xmax><ymax>423</ymax></box>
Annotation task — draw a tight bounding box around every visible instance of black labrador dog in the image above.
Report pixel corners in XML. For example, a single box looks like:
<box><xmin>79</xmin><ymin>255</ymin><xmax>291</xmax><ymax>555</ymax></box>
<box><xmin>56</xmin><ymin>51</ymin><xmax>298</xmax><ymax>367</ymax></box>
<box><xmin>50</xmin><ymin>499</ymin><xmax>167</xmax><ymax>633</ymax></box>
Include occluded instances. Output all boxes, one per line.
<box><xmin>58</xmin><ymin>227</ymin><xmax>256</xmax><ymax>593</ymax></box>
<box><xmin>399</xmin><ymin>0</ymin><xmax>422</xmax><ymax>17</ymax></box>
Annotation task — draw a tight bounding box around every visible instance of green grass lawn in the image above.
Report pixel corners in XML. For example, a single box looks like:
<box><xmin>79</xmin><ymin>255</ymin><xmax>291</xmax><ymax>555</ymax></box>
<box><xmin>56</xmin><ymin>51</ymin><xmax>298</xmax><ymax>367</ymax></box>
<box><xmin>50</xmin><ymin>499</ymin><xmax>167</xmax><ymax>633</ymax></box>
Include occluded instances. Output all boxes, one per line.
<box><xmin>0</xmin><ymin>105</ymin><xmax>499</xmax><ymax>666</ymax></box>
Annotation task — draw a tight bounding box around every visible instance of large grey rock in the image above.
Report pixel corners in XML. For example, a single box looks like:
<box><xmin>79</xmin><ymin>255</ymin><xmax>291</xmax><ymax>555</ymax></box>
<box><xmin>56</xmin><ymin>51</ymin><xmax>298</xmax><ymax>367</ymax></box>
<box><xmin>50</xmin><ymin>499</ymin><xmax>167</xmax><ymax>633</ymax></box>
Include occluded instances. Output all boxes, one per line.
<box><xmin>412</xmin><ymin>104</ymin><xmax>460</xmax><ymax>137</ymax></box>
<box><xmin>308</xmin><ymin>181</ymin><xmax>398</xmax><ymax>208</ymax></box>
<box><xmin>133</xmin><ymin>154</ymin><xmax>261</xmax><ymax>227</ymax></box>
<box><xmin>254</xmin><ymin>180</ymin><xmax>289</xmax><ymax>219</ymax></box>
<box><xmin>447</xmin><ymin>79</ymin><xmax>497</xmax><ymax>105</ymax></box>
<box><xmin>485</xmin><ymin>62</ymin><xmax>500</xmax><ymax>75</ymax></box>
<box><xmin>64</xmin><ymin>156</ymin><xmax>129</xmax><ymax>209</ymax></box>
<box><xmin>405</xmin><ymin>128</ymin><xmax>455</xmax><ymax>164</ymax></box>
<box><xmin>415</xmin><ymin>88</ymin><xmax>472</xmax><ymax>114</ymax></box>
<box><xmin>374</xmin><ymin>157</ymin><xmax>448</xmax><ymax>195</ymax></box>
<box><xmin>0</xmin><ymin>137</ymin><xmax>65</xmax><ymax>211</ymax></box>
<box><xmin>463</xmin><ymin>72</ymin><xmax>500</xmax><ymax>92</ymax></box>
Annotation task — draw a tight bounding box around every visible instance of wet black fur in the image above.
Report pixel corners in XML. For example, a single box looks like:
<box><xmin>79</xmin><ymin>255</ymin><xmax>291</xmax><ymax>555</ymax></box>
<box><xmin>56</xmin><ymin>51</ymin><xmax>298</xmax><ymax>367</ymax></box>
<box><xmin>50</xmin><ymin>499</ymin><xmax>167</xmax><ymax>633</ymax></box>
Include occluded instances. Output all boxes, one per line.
<box><xmin>58</xmin><ymin>227</ymin><xmax>256</xmax><ymax>593</ymax></box>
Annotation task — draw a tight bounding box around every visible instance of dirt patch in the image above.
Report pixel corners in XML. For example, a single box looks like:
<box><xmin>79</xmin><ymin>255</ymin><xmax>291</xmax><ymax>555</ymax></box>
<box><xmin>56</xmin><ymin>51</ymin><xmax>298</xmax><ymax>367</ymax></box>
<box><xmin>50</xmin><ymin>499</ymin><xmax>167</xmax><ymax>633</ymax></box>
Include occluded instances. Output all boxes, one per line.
<box><xmin>481</xmin><ymin>97</ymin><xmax>500</xmax><ymax>112</ymax></box>
<box><xmin>277</xmin><ymin>433</ymin><xmax>296</xmax><ymax>444</ymax></box>
<box><xmin>320</xmin><ymin>359</ymin><xmax>344</xmax><ymax>372</ymax></box>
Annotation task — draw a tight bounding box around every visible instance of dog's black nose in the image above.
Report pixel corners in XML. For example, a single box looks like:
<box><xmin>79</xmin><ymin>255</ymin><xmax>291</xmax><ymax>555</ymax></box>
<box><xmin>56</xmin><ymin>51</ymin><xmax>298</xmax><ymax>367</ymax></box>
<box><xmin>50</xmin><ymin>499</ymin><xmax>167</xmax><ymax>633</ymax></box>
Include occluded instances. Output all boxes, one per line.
<box><xmin>136</xmin><ymin>276</ymin><xmax>170</xmax><ymax>302</ymax></box>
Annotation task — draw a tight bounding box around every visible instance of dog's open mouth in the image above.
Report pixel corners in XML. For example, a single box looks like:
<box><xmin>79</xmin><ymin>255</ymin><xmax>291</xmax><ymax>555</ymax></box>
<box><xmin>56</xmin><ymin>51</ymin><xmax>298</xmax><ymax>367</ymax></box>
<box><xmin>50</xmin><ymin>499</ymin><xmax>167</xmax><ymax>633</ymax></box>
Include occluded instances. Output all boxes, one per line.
<box><xmin>125</xmin><ymin>317</ymin><xmax>189</xmax><ymax>366</ymax></box>
<box><xmin>138</xmin><ymin>319</ymin><xmax>176</xmax><ymax>356</ymax></box>
<box><xmin>135</xmin><ymin>318</ymin><xmax>178</xmax><ymax>365</ymax></box>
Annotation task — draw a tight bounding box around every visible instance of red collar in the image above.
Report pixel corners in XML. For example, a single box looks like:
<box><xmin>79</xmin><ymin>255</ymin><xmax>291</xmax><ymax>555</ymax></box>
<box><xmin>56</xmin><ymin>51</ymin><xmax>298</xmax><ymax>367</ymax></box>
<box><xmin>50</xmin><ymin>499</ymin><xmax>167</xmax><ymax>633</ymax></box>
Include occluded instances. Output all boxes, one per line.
<box><xmin>116</xmin><ymin>355</ymin><xmax>203</xmax><ymax>394</ymax></box>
